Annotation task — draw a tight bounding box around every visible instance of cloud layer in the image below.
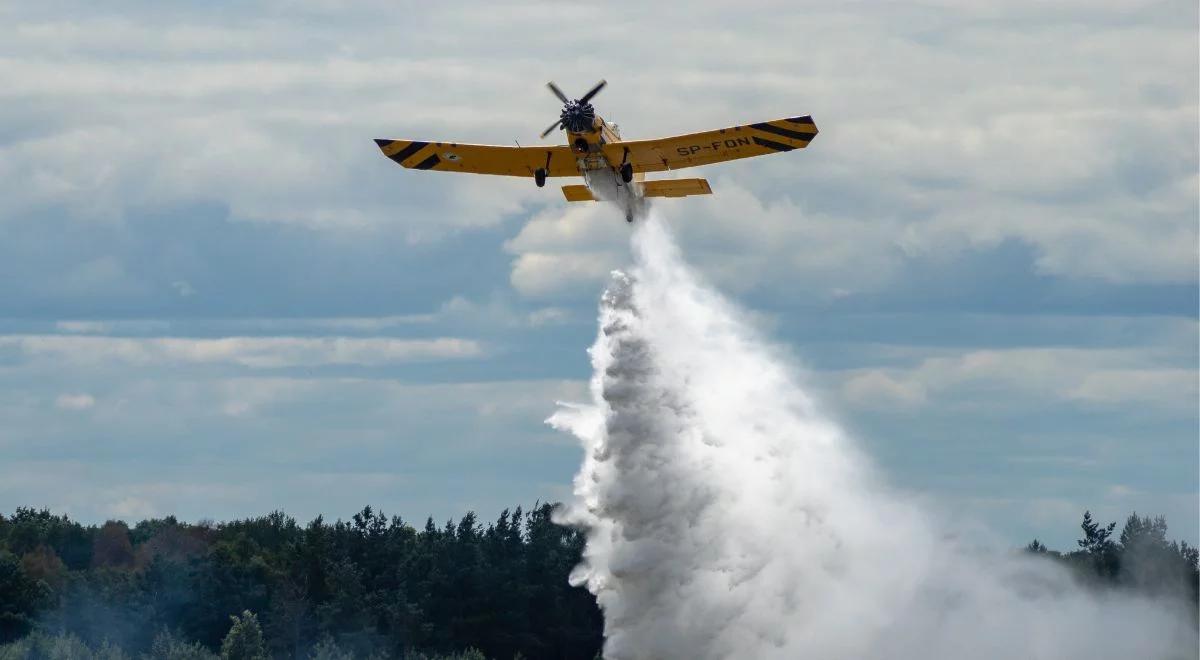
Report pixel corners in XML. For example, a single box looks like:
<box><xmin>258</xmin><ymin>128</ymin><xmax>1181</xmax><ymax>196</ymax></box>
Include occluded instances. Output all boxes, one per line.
<box><xmin>0</xmin><ymin>1</ymin><xmax>1193</xmax><ymax>546</ymax></box>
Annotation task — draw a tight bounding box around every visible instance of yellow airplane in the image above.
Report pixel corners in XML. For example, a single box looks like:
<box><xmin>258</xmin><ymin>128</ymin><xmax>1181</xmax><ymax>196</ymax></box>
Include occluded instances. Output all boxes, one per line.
<box><xmin>374</xmin><ymin>80</ymin><xmax>818</xmax><ymax>222</ymax></box>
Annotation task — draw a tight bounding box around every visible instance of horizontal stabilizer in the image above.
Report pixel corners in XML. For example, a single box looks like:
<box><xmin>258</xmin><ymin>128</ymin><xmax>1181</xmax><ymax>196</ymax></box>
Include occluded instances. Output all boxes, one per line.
<box><xmin>641</xmin><ymin>178</ymin><xmax>712</xmax><ymax>198</ymax></box>
<box><xmin>563</xmin><ymin>179</ymin><xmax>713</xmax><ymax>203</ymax></box>
<box><xmin>562</xmin><ymin>185</ymin><xmax>597</xmax><ymax>202</ymax></box>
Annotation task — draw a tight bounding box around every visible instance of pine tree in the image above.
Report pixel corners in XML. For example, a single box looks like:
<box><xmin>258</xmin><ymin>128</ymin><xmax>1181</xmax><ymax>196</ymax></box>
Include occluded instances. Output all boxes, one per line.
<box><xmin>1117</xmin><ymin>513</ymin><xmax>1197</xmax><ymax>598</ymax></box>
<box><xmin>1077</xmin><ymin>511</ymin><xmax>1119</xmax><ymax>580</ymax></box>
<box><xmin>1077</xmin><ymin>511</ymin><xmax>1116</xmax><ymax>552</ymax></box>
<box><xmin>220</xmin><ymin>611</ymin><xmax>266</xmax><ymax>660</ymax></box>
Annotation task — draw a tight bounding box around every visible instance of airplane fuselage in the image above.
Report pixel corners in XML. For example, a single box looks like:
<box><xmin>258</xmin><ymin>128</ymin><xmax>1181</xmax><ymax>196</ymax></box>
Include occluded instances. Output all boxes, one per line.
<box><xmin>565</xmin><ymin>116</ymin><xmax>645</xmax><ymax>221</ymax></box>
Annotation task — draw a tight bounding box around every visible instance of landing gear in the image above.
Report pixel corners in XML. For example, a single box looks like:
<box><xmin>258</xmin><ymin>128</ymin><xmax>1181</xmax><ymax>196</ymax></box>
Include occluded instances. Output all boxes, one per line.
<box><xmin>625</xmin><ymin>209</ymin><xmax>634</xmax><ymax>223</ymax></box>
<box><xmin>534</xmin><ymin>168</ymin><xmax>546</xmax><ymax>188</ymax></box>
<box><xmin>619</xmin><ymin>162</ymin><xmax>633</xmax><ymax>183</ymax></box>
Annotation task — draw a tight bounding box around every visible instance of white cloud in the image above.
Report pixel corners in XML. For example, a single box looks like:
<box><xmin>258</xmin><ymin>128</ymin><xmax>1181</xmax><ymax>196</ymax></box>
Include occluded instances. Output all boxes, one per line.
<box><xmin>436</xmin><ymin>295</ymin><xmax>575</xmax><ymax>328</ymax></box>
<box><xmin>110</xmin><ymin>495</ymin><xmax>158</xmax><ymax>519</ymax></box>
<box><xmin>527</xmin><ymin>306</ymin><xmax>571</xmax><ymax>326</ymax></box>
<box><xmin>56</xmin><ymin>320</ymin><xmax>112</xmax><ymax>334</ymax></box>
<box><xmin>503</xmin><ymin>175</ymin><xmax>912</xmax><ymax>300</ymax></box>
<box><xmin>40</xmin><ymin>301</ymin><xmax>568</xmax><ymax>339</ymax></box>
<box><xmin>0</xmin><ymin>1</ymin><xmax>1191</xmax><ymax>289</ymax></box>
<box><xmin>9</xmin><ymin>19</ymin><xmax>293</xmax><ymax>57</ymax></box>
<box><xmin>298</xmin><ymin>314</ymin><xmax>436</xmax><ymax>331</ymax></box>
<box><xmin>842</xmin><ymin>371</ymin><xmax>927</xmax><ymax>410</ymax></box>
<box><xmin>509</xmin><ymin>252</ymin><xmax>618</xmax><ymax>299</ymax></box>
<box><xmin>1068</xmin><ymin>368</ymin><xmax>1198</xmax><ymax>406</ymax></box>
<box><xmin>187</xmin><ymin>375</ymin><xmax>588</xmax><ymax>435</ymax></box>
<box><xmin>3</xmin><ymin>334</ymin><xmax>483</xmax><ymax>368</ymax></box>
<box><xmin>898</xmin><ymin>171</ymin><xmax>1199</xmax><ymax>284</ymax></box>
<box><xmin>171</xmin><ymin>280</ymin><xmax>196</xmax><ymax>297</ymax></box>
<box><xmin>54</xmin><ymin>392</ymin><xmax>95</xmax><ymax>410</ymax></box>
<box><xmin>836</xmin><ymin>347</ymin><xmax>1198</xmax><ymax>414</ymax></box>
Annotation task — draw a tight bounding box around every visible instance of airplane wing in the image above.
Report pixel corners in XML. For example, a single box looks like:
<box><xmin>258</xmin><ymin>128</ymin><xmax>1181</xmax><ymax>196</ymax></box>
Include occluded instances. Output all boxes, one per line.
<box><xmin>601</xmin><ymin>115</ymin><xmax>817</xmax><ymax>173</ymax></box>
<box><xmin>373</xmin><ymin>139</ymin><xmax>579</xmax><ymax>177</ymax></box>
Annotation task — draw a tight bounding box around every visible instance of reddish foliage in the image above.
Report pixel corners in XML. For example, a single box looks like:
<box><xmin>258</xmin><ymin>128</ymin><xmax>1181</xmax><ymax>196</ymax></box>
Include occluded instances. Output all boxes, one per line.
<box><xmin>91</xmin><ymin>520</ymin><xmax>134</xmax><ymax>569</ymax></box>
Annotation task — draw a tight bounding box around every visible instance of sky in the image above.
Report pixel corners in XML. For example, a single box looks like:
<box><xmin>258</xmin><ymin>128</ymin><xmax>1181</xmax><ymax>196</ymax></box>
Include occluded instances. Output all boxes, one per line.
<box><xmin>0</xmin><ymin>0</ymin><xmax>1195</xmax><ymax>549</ymax></box>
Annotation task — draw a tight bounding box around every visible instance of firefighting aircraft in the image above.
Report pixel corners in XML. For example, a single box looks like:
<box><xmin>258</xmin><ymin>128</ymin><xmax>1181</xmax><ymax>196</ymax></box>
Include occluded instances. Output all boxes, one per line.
<box><xmin>374</xmin><ymin>80</ymin><xmax>818</xmax><ymax>222</ymax></box>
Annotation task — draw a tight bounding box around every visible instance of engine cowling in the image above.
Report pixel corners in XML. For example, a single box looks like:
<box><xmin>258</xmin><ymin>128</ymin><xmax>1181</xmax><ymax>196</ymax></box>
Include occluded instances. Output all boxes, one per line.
<box><xmin>559</xmin><ymin>101</ymin><xmax>596</xmax><ymax>133</ymax></box>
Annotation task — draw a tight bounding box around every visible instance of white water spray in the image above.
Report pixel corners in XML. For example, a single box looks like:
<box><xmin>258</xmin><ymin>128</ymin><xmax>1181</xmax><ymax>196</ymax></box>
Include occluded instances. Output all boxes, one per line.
<box><xmin>551</xmin><ymin>214</ymin><xmax>1196</xmax><ymax>659</ymax></box>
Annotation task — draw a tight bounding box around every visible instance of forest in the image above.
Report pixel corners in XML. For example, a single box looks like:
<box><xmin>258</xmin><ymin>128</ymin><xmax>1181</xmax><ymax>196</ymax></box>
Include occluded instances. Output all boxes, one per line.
<box><xmin>0</xmin><ymin>504</ymin><xmax>1195</xmax><ymax>659</ymax></box>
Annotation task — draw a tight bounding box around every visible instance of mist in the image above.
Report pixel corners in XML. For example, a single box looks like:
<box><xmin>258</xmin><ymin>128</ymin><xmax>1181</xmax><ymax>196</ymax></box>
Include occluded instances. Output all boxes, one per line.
<box><xmin>551</xmin><ymin>214</ymin><xmax>1197</xmax><ymax>660</ymax></box>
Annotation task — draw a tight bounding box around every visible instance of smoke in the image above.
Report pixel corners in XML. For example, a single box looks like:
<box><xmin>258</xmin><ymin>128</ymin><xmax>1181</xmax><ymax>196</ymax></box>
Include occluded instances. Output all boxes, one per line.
<box><xmin>550</xmin><ymin>214</ymin><xmax>1197</xmax><ymax>660</ymax></box>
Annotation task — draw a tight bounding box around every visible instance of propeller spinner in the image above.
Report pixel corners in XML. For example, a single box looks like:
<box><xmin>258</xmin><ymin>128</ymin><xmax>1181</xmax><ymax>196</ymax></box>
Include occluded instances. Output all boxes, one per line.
<box><xmin>540</xmin><ymin>79</ymin><xmax>607</xmax><ymax>138</ymax></box>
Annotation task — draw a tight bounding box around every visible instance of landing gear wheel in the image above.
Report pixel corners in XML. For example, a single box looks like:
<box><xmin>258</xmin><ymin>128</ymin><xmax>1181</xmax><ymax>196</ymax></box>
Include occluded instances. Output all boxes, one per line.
<box><xmin>619</xmin><ymin>162</ymin><xmax>633</xmax><ymax>183</ymax></box>
<box><xmin>534</xmin><ymin>168</ymin><xmax>547</xmax><ymax>188</ymax></box>
<box><xmin>625</xmin><ymin>209</ymin><xmax>634</xmax><ymax>223</ymax></box>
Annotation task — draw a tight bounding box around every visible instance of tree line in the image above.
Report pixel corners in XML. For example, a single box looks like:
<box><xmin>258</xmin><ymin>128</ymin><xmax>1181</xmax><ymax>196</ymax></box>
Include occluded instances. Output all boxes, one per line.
<box><xmin>0</xmin><ymin>505</ymin><xmax>1195</xmax><ymax>659</ymax></box>
<box><xmin>1027</xmin><ymin>510</ymin><xmax>1198</xmax><ymax>603</ymax></box>
<box><xmin>0</xmin><ymin>504</ymin><xmax>600</xmax><ymax>659</ymax></box>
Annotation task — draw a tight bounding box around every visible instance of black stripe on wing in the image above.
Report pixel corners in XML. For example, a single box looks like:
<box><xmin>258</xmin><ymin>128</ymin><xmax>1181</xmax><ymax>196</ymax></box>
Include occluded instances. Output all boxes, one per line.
<box><xmin>413</xmin><ymin>153</ymin><xmax>441</xmax><ymax>170</ymax></box>
<box><xmin>751</xmin><ymin>122</ymin><xmax>816</xmax><ymax>142</ymax></box>
<box><xmin>390</xmin><ymin>141</ymin><xmax>430</xmax><ymax>165</ymax></box>
<box><xmin>752</xmin><ymin>136</ymin><xmax>796</xmax><ymax>152</ymax></box>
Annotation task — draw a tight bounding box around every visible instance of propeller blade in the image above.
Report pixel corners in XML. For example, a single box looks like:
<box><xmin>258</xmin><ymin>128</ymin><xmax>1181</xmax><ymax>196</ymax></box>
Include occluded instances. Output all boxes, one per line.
<box><xmin>578</xmin><ymin>79</ymin><xmax>607</xmax><ymax>104</ymax></box>
<box><xmin>540</xmin><ymin>119</ymin><xmax>562</xmax><ymax>139</ymax></box>
<box><xmin>546</xmin><ymin>81</ymin><xmax>569</xmax><ymax>103</ymax></box>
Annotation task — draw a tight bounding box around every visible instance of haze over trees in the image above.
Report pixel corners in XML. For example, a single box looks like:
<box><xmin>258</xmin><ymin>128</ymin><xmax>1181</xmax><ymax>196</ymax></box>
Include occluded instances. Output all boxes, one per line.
<box><xmin>0</xmin><ymin>505</ymin><xmax>1194</xmax><ymax>659</ymax></box>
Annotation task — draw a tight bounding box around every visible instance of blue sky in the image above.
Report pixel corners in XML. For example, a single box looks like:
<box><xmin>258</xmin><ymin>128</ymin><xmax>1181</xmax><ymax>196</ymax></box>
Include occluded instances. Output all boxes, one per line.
<box><xmin>0</xmin><ymin>0</ymin><xmax>1196</xmax><ymax>549</ymax></box>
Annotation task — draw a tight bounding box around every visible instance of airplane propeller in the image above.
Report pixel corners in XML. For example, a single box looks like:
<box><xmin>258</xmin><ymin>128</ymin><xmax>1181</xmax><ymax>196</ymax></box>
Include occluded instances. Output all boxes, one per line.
<box><xmin>578</xmin><ymin>79</ymin><xmax>607</xmax><ymax>104</ymax></box>
<box><xmin>541</xmin><ymin>79</ymin><xmax>607</xmax><ymax>138</ymax></box>
<box><xmin>546</xmin><ymin>81</ymin><xmax>569</xmax><ymax>104</ymax></box>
